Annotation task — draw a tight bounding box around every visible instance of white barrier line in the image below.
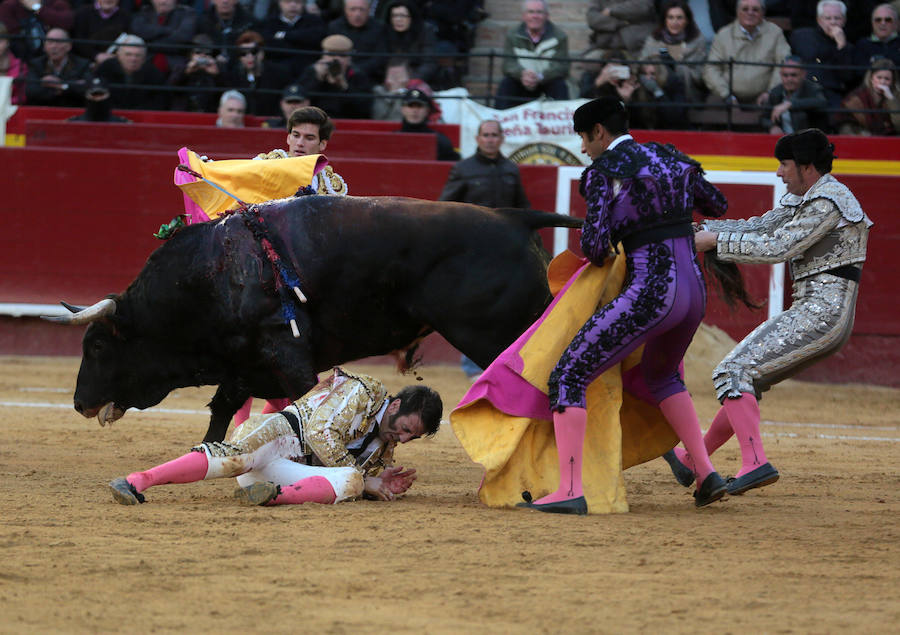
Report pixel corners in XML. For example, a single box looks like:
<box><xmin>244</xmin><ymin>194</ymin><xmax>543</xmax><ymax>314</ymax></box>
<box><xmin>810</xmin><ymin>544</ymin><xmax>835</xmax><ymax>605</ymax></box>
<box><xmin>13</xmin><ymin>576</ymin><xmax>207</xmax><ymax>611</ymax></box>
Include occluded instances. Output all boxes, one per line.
<box><xmin>0</xmin><ymin>401</ymin><xmax>209</xmax><ymax>416</ymax></box>
<box><xmin>19</xmin><ymin>387</ymin><xmax>72</xmax><ymax>393</ymax></box>
<box><xmin>761</xmin><ymin>420</ymin><xmax>900</xmax><ymax>432</ymax></box>
<box><xmin>763</xmin><ymin>431</ymin><xmax>900</xmax><ymax>443</ymax></box>
<box><xmin>1</xmin><ymin>401</ymin><xmax>893</xmax><ymax>437</ymax></box>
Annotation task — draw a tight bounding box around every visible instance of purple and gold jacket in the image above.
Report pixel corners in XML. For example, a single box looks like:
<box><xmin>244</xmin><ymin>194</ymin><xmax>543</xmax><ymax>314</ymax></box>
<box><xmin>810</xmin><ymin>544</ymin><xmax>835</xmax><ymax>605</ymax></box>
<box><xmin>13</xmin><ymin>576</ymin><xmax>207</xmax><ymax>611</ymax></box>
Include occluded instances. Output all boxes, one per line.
<box><xmin>580</xmin><ymin>138</ymin><xmax>727</xmax><ymax>265</ymax></box>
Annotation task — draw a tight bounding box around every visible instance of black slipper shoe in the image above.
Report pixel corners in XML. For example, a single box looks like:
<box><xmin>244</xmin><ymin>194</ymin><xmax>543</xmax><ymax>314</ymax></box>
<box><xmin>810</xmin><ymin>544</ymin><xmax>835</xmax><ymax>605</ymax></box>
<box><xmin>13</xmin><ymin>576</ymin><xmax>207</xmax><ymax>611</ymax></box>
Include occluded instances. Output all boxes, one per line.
<box><xmin>726</xmin><ymin>463</ymin><xmax>779</xmax><ymax>495</ymax></box>
<box><xmin>693</xmin><ymin>472</ymin><xmax>727</xmax><ymax>508</ymax></box>
<box><xmin>662</xmin><ymin>449</ymin><xmax>695</xmax><ymax>487</ymax></box>
<box><xmin>516</xmin><ymin>492</ymin><xmax>588</xmax><ymax>515</ymax></box>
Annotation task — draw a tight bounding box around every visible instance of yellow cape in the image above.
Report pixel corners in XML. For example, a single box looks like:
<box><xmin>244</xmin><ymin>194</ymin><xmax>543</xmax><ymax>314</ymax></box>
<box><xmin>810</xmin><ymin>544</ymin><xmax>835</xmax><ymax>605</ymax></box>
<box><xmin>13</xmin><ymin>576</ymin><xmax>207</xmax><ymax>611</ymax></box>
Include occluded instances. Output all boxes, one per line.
<box><xmin>174</xmin><ymin>149</ymin><xmax>326</xmax><ymax>219</ymax></box>
<box><xmin>450</xmin><ymin>251</ymin><xmax>678</xmax><ymax>514</ymax></box>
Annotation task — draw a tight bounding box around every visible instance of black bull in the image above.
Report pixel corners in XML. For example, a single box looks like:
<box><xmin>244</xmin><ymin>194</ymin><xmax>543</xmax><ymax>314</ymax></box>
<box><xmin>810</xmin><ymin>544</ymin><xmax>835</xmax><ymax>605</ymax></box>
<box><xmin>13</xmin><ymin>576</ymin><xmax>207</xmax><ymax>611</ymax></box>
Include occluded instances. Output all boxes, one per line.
<box><xmin>55</xmin><ymin>195</ymin><xmax>583</xmax><ymax>442</ymax></box>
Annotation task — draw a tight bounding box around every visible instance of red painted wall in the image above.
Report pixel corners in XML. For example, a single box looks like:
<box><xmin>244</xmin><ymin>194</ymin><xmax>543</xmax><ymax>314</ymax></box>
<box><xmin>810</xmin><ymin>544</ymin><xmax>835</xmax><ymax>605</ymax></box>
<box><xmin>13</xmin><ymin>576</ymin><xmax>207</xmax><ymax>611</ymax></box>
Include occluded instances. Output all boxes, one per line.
<box><xmin>2</xmin><ymin>123</ymin><xmax>897</xmax><ymax>386</ymax></box>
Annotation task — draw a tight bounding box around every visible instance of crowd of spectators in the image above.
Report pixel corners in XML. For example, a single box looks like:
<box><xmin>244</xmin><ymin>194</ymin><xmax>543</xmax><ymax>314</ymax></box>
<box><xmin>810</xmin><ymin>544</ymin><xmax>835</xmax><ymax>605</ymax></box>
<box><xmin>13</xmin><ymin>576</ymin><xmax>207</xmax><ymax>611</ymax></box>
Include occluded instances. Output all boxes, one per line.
<box><xmin>1</xmin><ymin>0</ymin><xmax>899</xmax><ymax>136</ymax></box>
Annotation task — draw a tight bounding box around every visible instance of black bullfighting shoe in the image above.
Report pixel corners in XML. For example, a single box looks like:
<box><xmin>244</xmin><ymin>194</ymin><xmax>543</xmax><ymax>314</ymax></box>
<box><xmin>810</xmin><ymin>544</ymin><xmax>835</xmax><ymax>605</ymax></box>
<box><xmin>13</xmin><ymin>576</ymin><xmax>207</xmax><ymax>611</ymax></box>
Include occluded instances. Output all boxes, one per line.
<box><xmin>516</xmin><ymin>491</ymin><xmax>588</xmax><ymax>515</ymax></box>
<box><xmin>693</xmin><ymin>472</ymin><xmax>727</xmax><ymax>508</ymax></box>
<box><xmin>726</xmin><ymin>463</ymin><xmax>779</xmax><ymax>496</ymax></box>
<box><xmin>662</xmin><ymin>449</ymin><xmax>695</xmax><ymax>487</ymax></box>
<box><xmin>109</xmin><ymin>478</ymin><xmax>145</xmax><ymax>505</ymax></box>
<box><xmin>234</xmin><ymin>481</ymin><xmax>281</xmax><ymax>506</ymax></box>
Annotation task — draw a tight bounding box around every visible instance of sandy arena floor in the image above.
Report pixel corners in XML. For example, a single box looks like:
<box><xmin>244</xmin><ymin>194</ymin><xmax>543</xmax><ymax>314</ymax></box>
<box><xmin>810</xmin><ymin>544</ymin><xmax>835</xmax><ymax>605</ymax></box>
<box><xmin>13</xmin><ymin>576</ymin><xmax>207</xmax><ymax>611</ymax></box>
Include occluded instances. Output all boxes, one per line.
<box><xmin>0</xmin><ymin>335</ymin><xmax>898</xmax><ymax>632</ymax></box>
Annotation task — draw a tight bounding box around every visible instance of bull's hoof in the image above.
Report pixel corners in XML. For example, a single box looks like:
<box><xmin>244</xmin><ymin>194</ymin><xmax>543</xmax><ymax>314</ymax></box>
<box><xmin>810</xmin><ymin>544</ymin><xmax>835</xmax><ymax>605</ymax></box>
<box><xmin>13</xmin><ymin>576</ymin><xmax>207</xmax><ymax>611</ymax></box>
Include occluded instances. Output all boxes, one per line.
<box><xmin>109</xmin><ymin>478</ymin><xmax>145</xmax><ymax>505</ymax></box>
<box><xmin>234</xmin><ymin>481</ymin><xmax>281</xmax><ymax>506</ymax></box>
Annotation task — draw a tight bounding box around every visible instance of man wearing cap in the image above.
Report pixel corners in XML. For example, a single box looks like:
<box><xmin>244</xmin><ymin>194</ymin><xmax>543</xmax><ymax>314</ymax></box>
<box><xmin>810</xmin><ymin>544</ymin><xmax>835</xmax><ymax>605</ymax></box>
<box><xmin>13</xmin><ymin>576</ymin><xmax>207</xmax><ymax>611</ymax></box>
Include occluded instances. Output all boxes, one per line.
<box><xmin>67</xmin><ymin>76</ymin><xmax>131</xmax><ymax>122</ymax></box>
<box><xmin>665</xmin><ymin>129</ymin><xmax>872</xmax><ymax>496</ymax></box>
<box><xmin>519</xmin><ymin>96</ymin><xmax>730</xmax><ymax>514</ymax></box>
<box><xmin>397</xmin><ymin>87</ymin><xmax>459</xmax><ymax>161</ymax></box>
<box><xmin>264</xmin><ymin>83</ymin><xmax>312</xmax><ymax>128</ymax></box>
<box><xmin>298</xmin><ymin>33</ymin><xmax>374</xmax><ymax>119</ymax></box>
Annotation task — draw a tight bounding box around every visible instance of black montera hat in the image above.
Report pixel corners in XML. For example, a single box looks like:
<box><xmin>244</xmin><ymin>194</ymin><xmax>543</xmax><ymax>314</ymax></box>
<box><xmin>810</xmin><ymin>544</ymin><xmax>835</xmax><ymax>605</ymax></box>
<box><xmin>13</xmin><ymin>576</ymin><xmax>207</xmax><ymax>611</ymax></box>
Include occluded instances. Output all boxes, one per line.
<box><xmin>774</xmin><ymin>128</ymin><xmax>834</xmax><ymax>165</ymax></box>
<box><xmin>573</xmin><ymin>97</ymin><xmax>626</xmax><ymax>132</ymax></box>
<box><xmin>86</xmin><ymin>76</ymin><xmax>110</xmax><ymax>95</ymax></box>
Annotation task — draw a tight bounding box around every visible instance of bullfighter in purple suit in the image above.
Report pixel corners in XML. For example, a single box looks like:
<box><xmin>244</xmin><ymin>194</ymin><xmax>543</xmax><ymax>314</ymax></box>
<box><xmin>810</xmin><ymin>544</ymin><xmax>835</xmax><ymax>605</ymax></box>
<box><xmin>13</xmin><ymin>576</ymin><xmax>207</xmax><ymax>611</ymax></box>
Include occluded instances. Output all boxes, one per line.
<box><xmin>520</xmin><ymin>97</ymin><xmax>730</xmax><ymax>514</ymax></box>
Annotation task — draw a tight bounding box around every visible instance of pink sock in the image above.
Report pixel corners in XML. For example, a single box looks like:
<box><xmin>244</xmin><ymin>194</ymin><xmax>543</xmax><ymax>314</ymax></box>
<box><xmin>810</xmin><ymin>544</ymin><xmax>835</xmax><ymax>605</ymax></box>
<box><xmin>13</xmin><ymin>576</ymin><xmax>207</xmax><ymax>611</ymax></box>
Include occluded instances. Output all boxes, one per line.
<box><xmin>261</xmin><ymin>399</ymin><xmax>292</xmax><ymax>414</ymax></box>
<box><xmin>127</xmin><ymin>451</ymin><xmax>209</xmax><ymax>493</ymax></box>
<box><xmin>233</xmin><ymin>397</ymin><xmax>253</xmax><ymax>426</ymax></box>
<box><xmin>675</xmin><ymin>405</ymin><xmax>734</xmax><ymax>472</ymax></box>
<box><xmin>534</xmin><ymin>407</ymin><xmax>587</xmax><ymax>505</ymax></box>
<box><xmin>723</xmin><ymin>393</ymin><xmax>768</xmax><ymax>477</ymax></box>
<box><xmin>658</xmin><ymin>391</ymin><xmax>715</xmax><ymax>486</ymax></box>
<box><xmin>269</xmin><ymin>476</ymin><xmax>336</xmax><ymax>505</ymax></box>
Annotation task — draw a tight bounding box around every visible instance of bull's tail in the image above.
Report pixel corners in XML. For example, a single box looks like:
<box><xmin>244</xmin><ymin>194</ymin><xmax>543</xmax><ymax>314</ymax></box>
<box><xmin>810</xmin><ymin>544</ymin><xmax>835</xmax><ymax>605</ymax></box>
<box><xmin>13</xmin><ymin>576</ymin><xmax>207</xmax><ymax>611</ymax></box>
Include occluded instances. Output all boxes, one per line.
<box><xmin>495</xmin><ymin>208</ymin><xmax>583</xmax><ymax>230</ymax></box>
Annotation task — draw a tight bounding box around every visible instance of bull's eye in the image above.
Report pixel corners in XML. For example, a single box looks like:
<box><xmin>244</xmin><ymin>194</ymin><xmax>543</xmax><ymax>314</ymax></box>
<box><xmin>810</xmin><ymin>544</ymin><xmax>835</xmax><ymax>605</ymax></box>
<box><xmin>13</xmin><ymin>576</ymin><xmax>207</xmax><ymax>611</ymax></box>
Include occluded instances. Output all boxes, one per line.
<box><xmin>91</xmin><ymin>339</ymin><xmax>106</xmax><ymax>355</ymax></box>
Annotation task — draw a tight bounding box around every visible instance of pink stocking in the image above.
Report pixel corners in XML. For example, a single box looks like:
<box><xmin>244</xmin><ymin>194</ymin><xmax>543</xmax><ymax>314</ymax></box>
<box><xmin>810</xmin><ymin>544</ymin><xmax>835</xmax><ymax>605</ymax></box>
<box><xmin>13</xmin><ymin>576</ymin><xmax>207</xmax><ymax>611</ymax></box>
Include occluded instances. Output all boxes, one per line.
<box><xmin>534</xmin><ymin>407</ymin><xmax>587</xmax><ymax>505</ymax></box>
<box><xmin>658</xmin><ymin>391</ymin><xmax>715</xmax><ymax>485</ymax></box>
<box><xmin>723</xmin><ymin>393</ymin><xmax>768</xmax><ymax>477</ymax></box>
<box><xmin>673</xmin><ymin>405</ymin><xmax>734</xmax><ymax>469</ymax></box>
<box><xmin>269</xmin><ymin>476</ymin><xmax>336</xmax><ymax>505</ymax></box>
<box><xmin>262</xmin><ymin>399</ymin><xmax>292</xmax><ymax>414</ymax></box>
<box><xmin>127</xmin><ymin>451</ymin><xmax>209</xmax><ymax>493</ymax></box>
<box><xmin>233</xmin><ymin>397</ymin><xmax>253</xmax><ymax>427</ymax></box>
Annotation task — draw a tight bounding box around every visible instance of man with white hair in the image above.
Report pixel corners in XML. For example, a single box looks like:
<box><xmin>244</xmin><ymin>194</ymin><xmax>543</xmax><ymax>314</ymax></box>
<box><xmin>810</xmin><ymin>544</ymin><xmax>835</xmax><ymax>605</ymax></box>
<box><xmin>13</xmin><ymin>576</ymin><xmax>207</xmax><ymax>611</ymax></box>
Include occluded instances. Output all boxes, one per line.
<box><xmin>790</xmin><ymin>0</ymin><xmax>856</xmax><ymax>108</ymax></box>
<box><xmin>94</xmin><ymin>34</ymin><xmax>168</xmax><ymax>109</ymax></box>
<box><xmin>495</xmin><ymin>0</ymin><xmax>570</xmax><ymax>109</ymax></box>
<box><xmin>852</xmin><ymin>3</ymin><xmax>900</xmax><ymax>82</ymax></box>
<box><xmin>702</xmin><ymin>0</ymin><xmax>791</xmax><ymax>105</ymax></box>
<box><xmin>216</xmin><ymin>89</ymin><xmax>247</xmax><ymax>127</ymax></box>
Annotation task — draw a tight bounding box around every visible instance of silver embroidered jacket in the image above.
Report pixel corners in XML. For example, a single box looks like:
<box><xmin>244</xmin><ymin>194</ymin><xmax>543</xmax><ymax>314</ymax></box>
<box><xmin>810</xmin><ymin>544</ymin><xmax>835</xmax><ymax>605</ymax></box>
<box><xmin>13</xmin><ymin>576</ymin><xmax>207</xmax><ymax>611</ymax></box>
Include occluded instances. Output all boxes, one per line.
<box><xmin>707</xmin><ymin>174</ymin><xmax>872</xmax><ymax>279</ymax></box>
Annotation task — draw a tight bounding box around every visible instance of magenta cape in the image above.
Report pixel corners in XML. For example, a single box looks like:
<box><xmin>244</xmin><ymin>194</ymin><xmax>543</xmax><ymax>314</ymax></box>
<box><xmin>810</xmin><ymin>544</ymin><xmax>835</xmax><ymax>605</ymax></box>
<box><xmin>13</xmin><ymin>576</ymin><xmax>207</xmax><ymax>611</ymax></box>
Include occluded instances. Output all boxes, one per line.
<box><xmin>450</xmin><ymin>251</ymin><xmax>678</xmax><ymax>513</ymax></box>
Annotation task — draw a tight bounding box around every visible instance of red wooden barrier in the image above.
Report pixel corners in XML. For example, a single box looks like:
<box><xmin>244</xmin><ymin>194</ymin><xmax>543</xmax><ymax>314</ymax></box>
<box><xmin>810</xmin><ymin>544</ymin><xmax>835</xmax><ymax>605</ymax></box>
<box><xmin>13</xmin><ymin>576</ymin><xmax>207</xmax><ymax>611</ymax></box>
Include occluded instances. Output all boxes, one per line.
<box><xmin>1</xmin><ymin>144</ymin><xmax>896</xmax><ymax>386</ymax></box>
<box><xmin>24</xmin><ymin>120</ymin><xmax>439</xmax><ymax>160</ymax></box>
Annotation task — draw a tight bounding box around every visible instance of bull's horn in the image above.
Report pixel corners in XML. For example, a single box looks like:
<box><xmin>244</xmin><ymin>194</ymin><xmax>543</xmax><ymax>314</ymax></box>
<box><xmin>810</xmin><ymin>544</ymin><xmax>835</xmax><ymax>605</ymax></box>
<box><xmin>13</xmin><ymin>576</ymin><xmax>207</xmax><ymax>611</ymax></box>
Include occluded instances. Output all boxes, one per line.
<box><xmin>42</xmin><ymin>298</ymin><xmax>117</xmax><ymax>324</ymax></box>
<box><xmin>61</xmin><ymin>301</ymin><xmax>86</xmax><ymax>313</ymax></box>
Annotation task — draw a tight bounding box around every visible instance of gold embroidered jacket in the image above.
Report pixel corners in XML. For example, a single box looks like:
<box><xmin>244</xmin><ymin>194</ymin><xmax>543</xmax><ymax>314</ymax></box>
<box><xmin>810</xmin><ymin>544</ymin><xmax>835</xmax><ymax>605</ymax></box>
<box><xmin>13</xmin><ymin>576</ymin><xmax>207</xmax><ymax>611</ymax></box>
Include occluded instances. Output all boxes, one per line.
<box><xmin>708</xmin><ymin>174</ymin><xmax>871</xmax><ymax>280</ymax></box>
<box><xmin>292</xmin><ymin>367</ymin><xmax>393</xmax><ymax>475</ymax></box>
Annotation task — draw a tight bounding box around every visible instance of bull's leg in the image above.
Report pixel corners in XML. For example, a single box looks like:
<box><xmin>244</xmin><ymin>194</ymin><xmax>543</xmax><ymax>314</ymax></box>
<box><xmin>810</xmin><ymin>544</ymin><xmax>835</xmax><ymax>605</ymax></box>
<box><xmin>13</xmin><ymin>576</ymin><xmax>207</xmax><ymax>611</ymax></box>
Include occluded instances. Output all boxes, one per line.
<box><xmin>206</xmin><ymin>383</ymin><xmax>251</xmax><ymax>442</ymax></box>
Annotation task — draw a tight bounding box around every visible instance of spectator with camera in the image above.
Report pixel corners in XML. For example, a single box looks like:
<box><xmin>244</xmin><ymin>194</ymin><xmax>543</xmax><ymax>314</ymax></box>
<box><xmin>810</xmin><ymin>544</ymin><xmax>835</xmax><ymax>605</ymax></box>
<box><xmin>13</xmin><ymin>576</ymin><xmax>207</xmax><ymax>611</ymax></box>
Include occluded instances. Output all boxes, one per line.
<box><xmin>167</xmin><ymin>33</ymin><xmax>225</xmax><ymax>112</ymax></box>
<box><xmin>298</xmin><ymin>32</ymin><xmax>373</xmax><ymax>118</ymax></box>
<box><xmin>759</xmin><ymin>55</ymin><xmax>828</xmax><ymax>134</ymax></box>
<box><xmin>638</xmin><ymin>0</ymin><xmax>708</xmax><ymax>105</ymax></box>
<box><xmin>495</xmin><ymin>0</ymin><xmax>570</xmax><ymax>109</ymax></box>
<box><xmin>258</xmin><ymin>0</ymin><xmax>325</xmax><ymax>75</ymax></box>
<box><xmin>67</xmin><ymin>76</ymin><xmax>131</xmax><ymax>122</ymax></box>
<box><xmin>224</xmin><ymin>29</ymin><xmax>291</xmax><ymax>117</ymax></box>
<box><xmin>24</xmin><ymin>26</ymin><xmax>90</xmax><ymax>107</ymax></box>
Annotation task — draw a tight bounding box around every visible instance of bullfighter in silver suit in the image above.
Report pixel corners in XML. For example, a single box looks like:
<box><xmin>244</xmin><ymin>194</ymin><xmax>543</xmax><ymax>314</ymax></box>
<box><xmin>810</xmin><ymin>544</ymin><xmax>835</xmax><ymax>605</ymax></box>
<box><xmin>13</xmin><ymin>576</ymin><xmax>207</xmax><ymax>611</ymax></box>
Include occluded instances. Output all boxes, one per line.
<box><xmin>667</xmin><ymin>128</ymin><xmax>872</xmax><ymax>496</ymax></box>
